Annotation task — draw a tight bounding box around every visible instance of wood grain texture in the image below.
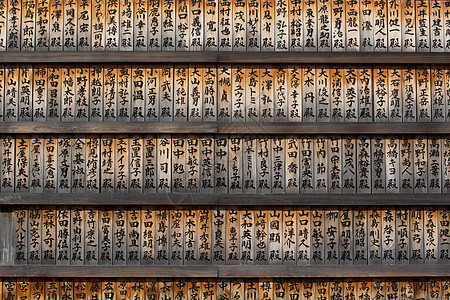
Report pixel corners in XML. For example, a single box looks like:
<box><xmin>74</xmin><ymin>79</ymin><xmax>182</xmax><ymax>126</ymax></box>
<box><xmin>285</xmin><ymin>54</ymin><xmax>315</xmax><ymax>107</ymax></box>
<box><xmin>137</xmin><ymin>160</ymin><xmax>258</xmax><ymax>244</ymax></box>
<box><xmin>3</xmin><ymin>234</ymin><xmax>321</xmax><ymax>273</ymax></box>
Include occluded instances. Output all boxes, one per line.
<box><xmin>2</xmin><ymin>122</ymin><xmax>450</xmax><ymax>134</ymax></box>
<box><xmin>0</xmin><ymin>265</ymin><xmax>447</xmax><ymax>278</ymax></box>
<box><xmin>1</xmin><ymin>52</ymin><xmax>450</xmax><ymax>64</ymax></box>
<box><xmin>0</xmin><ymin>193</ymin><xmax>449</xmax><ymax>206</ymax></box>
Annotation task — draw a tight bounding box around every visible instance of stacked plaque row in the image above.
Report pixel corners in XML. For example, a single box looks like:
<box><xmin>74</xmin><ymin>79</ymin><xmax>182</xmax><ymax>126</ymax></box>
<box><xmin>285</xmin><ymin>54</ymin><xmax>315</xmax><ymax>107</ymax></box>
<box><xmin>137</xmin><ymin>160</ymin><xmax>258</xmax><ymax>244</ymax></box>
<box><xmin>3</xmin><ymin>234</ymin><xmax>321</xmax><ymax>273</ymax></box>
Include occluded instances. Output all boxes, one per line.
<box><xmin>1</xmin><ymin>278</ymin><xmax>450</xmax><ymax>300</ymax></box>
<box><xmin>1</xmin><ymin>135</ymin><xmax>450</xmax><ymax>194</ymax></box>
<box><xmin>1</xmin><ymin>0</ymin><xmax>450</xmax><ymax>52</ymax></box>
<box><xmin>2</xmin><ymin>64</ymin><xmax>450</xmax><ymax>123</ymax></box>
<box><xmin>0</xmin><ymin>278</ymin><xmax>449</xmax><ymax>300</ymax></box>
<box><xmin>1</xmin><ymin>206</ymin><xmax>448</xmax><ymax>266</ymax></box>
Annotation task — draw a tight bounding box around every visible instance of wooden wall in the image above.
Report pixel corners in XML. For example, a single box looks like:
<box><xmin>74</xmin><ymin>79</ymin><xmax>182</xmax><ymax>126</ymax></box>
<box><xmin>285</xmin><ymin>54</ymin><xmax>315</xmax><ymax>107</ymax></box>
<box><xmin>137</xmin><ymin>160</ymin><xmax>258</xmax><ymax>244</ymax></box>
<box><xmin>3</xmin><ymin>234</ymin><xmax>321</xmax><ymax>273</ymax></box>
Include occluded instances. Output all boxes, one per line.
<box><xmin>0</xmin><ymin>0</ymin><xmax>449</xmax><ymax>52</ymax></box>
<box><xmin>0</xmin><ymin>0</ymin><xmax>448</xmax><ymax>296</ymax></box>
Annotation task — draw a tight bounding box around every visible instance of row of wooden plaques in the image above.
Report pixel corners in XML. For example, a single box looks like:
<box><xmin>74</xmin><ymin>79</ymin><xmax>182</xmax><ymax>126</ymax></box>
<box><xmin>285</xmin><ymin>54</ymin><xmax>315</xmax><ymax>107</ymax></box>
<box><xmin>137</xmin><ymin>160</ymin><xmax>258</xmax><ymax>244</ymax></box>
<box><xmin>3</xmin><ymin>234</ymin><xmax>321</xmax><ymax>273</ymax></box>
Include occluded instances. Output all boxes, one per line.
<box><xmin>0</xmin><ymin>65</ymin><xmax>450</xmax><ymax>123</ymax></box>
<box><xmin>0</xmin><ymin>206</ymin><xmax>448</xmax><ymax>266</ymax></box>
<box><xmin>1</xmin><ymin>135</ymin><xmax>449</xmax><ymax>194</ymax></box>
<box><xmin>1</xmin><ymin>0</ymin><xmax>450</xmax><ymax>52</ymax></box>
<box><xmin>0</xmin><ymin>277</ymin><xmax>448</xmax><ymax>300</ymax></box>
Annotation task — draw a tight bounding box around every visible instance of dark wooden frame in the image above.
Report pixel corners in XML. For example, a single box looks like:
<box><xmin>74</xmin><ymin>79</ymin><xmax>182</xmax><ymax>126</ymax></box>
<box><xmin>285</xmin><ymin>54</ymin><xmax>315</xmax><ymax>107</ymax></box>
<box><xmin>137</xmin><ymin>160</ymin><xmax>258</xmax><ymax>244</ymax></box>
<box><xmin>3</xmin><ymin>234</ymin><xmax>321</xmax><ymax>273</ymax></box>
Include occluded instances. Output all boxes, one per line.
<box><xmin>1</xmin><ymin>122</ymin><xmax>450</xmax><ymax>134</ymax></box>
<box><xmin>0</xmin><ymin>265</ymin><xmax>447</xmax><ymax>278</ymax></box>
<box><xmin>0</xmin><ymin>193</ymin><xmax>448</xmax><ymax>206</ymax></box>
<box><xmin>1</xmin><ymin>52</ymin><xmax>450</xmax><ymax>64</ymax></box>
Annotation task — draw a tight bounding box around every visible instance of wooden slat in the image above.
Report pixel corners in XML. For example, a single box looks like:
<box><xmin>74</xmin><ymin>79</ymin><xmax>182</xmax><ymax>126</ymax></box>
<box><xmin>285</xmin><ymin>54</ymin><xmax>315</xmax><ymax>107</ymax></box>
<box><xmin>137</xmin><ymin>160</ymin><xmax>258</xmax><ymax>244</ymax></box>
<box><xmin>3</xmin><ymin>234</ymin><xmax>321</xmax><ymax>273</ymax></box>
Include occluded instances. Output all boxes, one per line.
<box><xmin>47</xmin><ymin>67</ymin><xmax>61</xmax><ymax>121</ymax></box>
<box><xmin>84</xmin><ymin>208</ymin><xmax>98</xmax><ymax>265</ymax></box>
<box><xmin>189</xmin><ymin>0</ymin><xmax>203</xmax><ymax>51</ymax></box>
<box><xmin>368</xmin><ymin>208</ymin><xmax>382</xmax><ymax>265</ymax></box>
<box><xmin>316</xmin><ymin>0</ymin><xmax>330</xmax><ymax>51</ymax></box>
<box><xmin>147</xmin><ymin>0</ymin><xmax>161</xmax><ymax>51</ymax></box>
<box><xmin>133</xmin><ymin>0</ymin><xmax>146</xmax><ymax>50</ymax></box>
<box><xmin>70</xmin><ymin>207</ymin><xmax>85</xmax><ymax>265</ymax></box>
<box><xmin>49</xmin><ymin>0</ymin><xmax>63</xmax><ymax>51</ymax></box>
<box><xmin>0</xmin><ymin>0</ymin><xmax>6</xmax><ymax>51</ymax></box>
<box><xmin>61</xmin><ymin>67</ymin><xmax>75</xmax><ymax>122</ymax></box>
<box><xmin>387</xmin><ymin>0</ymin><xmax>401</xmax><ymax>52</ymax></box>
<box><xmin>374</xmin><ymin>67</ymin><xmax>388</xmax><ymax>122</ymax></box>
<box><xmin>211</xmin><ymin>207</ymin><xmax>226</xmax><ymax>264</ymax></box>
<box><xmin>7</xmin><ymin>0</ymin><xmax>21</xmax><ymax>51</ymax></box>
<box><xmin>77</xmin><ymin>0</ymin><xmax>91</xmax><ymax>51</ymax></box>
<box><xmin>32</xmin><ymin>66</ymin><xmax>47</xmax><ymax>121</ymax></box>
<box><xmin>91</xmin><ymin>0</ymin><xmax>105</xmax><ymax>50</ymax></box>
<box><xmin>0</xmin><ymin>192</ymin><xmax>448</xmax><ymax>206</ymax></box>
<box><xmin>75</xmin><ymin>66</ymin><xmax>89</xmax><ymax>121</ymax></box>
<box><xmin>246</xmin><ymin>0</ymin><xmax>259</xmax><ymax>51</ymax></box>
<box><xmin>27</xmin><ymin>208</ymin><xmax>42</xmax><ymax>264</ymax></box>
<box><xmin>303</xmin><ymin>0</ymin><xmax>316</xmax><ymax>51</ymax></box>
<box><xmin>3</xmin><ymin>52</ymin><xmax>450</xmax><ymax>64</ymax></box>
<box><xmin>126</xmin><ymin>208</ymin><xmax>140</xmax><ymax>264</ymax></box>
<box><xmin>0</xmin><ymin>122</ymin><xmax>217</xmax><ymax>134</ymax></box>
<box><xmin>331</xmin><ymin>0</ymin><xmax>344</xmax><ymax>52</ymax></box>
<box><xmin>417</xmin><ymin>0</ymin><xmax>431</xmax><ymax>52</ymax></box>
<box><xmin>141</xmin><ymin>207</ymin><xmax>155</xmax><ymax>265</ymax></box>
<box><xmin>218</xmin><ymin>0</ymin><xmax>232</xmax><ymax>51</ymax></box>
<box><xmin>18</xmin><ymin>65</ymin><xmax>33</xmax><ymax>121</ymax></box>
<box><xmin>155</xmin><ymin>209</ymin><xmax>169</xmax><ymax>265</ymax></box>
<box><xmin>105</xmin><ymin>0</ymin><xmax>119</xmax><ymax>50</ymax></box>
<box><xmin>161</xmin><ymin>0</ymin><xmax>175</xmax><ymax>51</ymax></box>
<box><xmin>55</xmin><ymin>207</ymin><xmax>70</xmax><ymax>265</ymax></box>
<box><xmin>345</xmin><ymin>0</ymin><xmax>359</xmax><ymax>51</ymax></box>
<box><xmin>402</xmin><ymin>0</ymin><xmax>416</xmax><ymax>52</ymax></box>
<box><xmin>99</xmin><ymin>208</ymin><xmax>112</xmax><ymax>265</ymax></box>
<box><xmin>63</xmin><ymin>0</ymin><xmax>77</xmax><ymax>50</ymax></box>
<box><xmin>204</xmin><ymin>0</ymin><xmax>218</xmax><ymax>51</ymax></box>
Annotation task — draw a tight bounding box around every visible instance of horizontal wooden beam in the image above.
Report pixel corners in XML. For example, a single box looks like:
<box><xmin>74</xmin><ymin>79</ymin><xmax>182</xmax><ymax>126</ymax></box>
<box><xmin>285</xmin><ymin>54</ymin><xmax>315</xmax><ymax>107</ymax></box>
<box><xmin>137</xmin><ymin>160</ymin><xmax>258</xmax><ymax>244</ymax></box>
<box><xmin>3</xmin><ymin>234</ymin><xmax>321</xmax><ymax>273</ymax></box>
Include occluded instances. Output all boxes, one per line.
<box><xmin>1</xmin><ymin>122</ymin><xmax>450</xmax><ymax>135</ymax></box>
<box><xmin>0</xmin><ymin>266</ymin><xmax>217</xmax><ymax>278</ymax></box>
<box><xmin>0</xmin><ymin>122</ymin><xmax>216</xmax><ymax>134</ymax></box>
<box><xmin>217</xmin><ymin>265</ymin><xmax>450</xmax><ymax>278</ymax></box>
<box><xmin>218</xmin><ymin>122</ymin><xmax>450</xmax><ymax>135</ymax></box>
<box><xmin>218</xmin><ymin>193</ymin><xmax>450</xmax><ymax>206</ymax></box>
<box><xmin>0</xmin><ymin>193</ymin><xmax>218</xmax><ymax>206</ymax></box>
<box><xmin>0</xmin><ymin>265</ymin><xmax>447</xmax><ymax>278</ymax></box>
<box><xmin>0</xmin><ymin>193</ymin><xmax>448</xmax><ymax>206</ymax></box>
<box><xmin>0</xmin><ymin>52</ymin><xmax>448</xmax><ymax>64</ymax></box>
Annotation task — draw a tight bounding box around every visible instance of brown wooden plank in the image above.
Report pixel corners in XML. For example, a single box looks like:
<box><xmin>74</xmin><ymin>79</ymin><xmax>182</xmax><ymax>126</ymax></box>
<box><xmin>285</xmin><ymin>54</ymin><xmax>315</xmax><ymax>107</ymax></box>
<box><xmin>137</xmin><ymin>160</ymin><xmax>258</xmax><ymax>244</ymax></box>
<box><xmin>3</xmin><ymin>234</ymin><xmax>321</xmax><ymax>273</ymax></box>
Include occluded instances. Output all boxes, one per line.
<box><xmin>77</xmin><ymin>0</ymin><xmax>91</xmax><ymax>51</ymax></box>
<box><xmin>4</xmin><ymin>52</ymin><xmax>450</xmax><ymax>64</ymax></box>
<box><xmin>18</xmin><ymin>65</ymin><xmax>33</xmax><ymax>121</ymax></box>
<box><xmin>204</xmin><ymin>0</ymin><xmax>218</xmax><ymax>51</ymax></box>
<box><xmin>42</xmin><ymin>207</ymin><xmax>57</xmax><ymax>265</ymax></box>
<box><xmin>47</xmin><ymin>67</ymin><xmax>61</xmax><ymax>121</ymax></box>
<box><xmin>127</xmin><ymin>208</ymin><xmax>140</xmax><ymax>265</ymax></box>
<box><xmin>84</xmin><ymin>208</ymin><xmax>98</xmax><ymax>265</ymax></box>
<box><xmin>75</xmin><ymin>66</ymin><xmax>89</xmax><ymax>121</ymax></box>
<box><xmin>133</xmin><ymin>0</ymin><xmax>147</xmax><ymax>50</ymax></box>
<box><xmin>211</xmin><ymin>207</ymin><xmax>226</xmax><ymax>265</ymax></box>
<box><xmin>7</xmin><ymin>0</ymin><xmax>21</xmax><ymax>51</ymax></box>
<box><xmin>28</xmin><ymin>208</ymin><xmax>42</xmax><ymax>264</ymax></box>
<box><xmin>0</xmin><ymin>0</ymin><xmax>6</xmax><ymax>51</ymax></box>
<box><xmin>131</xmin><ymin>66</ymin><xmax>146</xmax><ymax>122</ymax></box>
<box><xmin>99</xmin><ymin>208</ymin><xmax>112</xmax><ymax>265</ymax></box>
<box><xmin>63</xmin><ymin>0</ymin><xmax>77</xmax><ymax>51</ymax></box>
<box><xmin>32</xmin><ymin>66</ymin><xmax>47</xmax><ymax>122</ymax></box>
<box><xmin>91</xmin><ymin>0</ymin><xmax>105</xmax><ymax>51</ymax></box>
<box><xmin>56</xmin><ymin>207</ymin><xmax>70</xmax><ymax>265</ymax></box>
<box><xmin>112</xmin><ymin>207</ymin><xmax>126</xmax><ymax>265</ymax></box>
<box><xmin>70</xmin><ymin>207</ymin><xmax>85</xmax><ymax>265</ymax></box>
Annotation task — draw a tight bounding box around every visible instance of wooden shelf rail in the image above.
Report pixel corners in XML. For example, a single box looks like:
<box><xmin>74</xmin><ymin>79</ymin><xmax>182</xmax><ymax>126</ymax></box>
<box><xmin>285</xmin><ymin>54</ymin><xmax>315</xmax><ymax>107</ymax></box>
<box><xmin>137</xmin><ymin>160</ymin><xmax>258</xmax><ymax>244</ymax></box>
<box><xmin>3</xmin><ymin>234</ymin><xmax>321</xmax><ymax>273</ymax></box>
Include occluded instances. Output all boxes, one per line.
<box><xmin>0</xmin><ymin>265</ymin><xmax>447</xmax><ymax>278</ymax></box>
<box><xmin>1</xmin><ymin>122</ymin><xmax>450</xmax><ymax>135</ymax></box>
<box><xmin>0</xmin><ymin>193</ymin><xmax>448</xmax><ymax>206</ymax></box>
<box><xmin>1</xmin><ymin>52</ymin><xmax>450</xmax><ymax>65</ymax></box>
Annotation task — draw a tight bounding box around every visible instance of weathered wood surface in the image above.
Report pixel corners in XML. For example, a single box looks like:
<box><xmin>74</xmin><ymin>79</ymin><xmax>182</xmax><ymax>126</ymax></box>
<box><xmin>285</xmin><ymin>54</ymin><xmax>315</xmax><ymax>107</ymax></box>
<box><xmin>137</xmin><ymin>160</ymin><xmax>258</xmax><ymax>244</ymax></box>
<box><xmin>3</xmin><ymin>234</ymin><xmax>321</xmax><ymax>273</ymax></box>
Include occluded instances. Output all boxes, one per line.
<box><xmin>1</xmin><ymin>207</ymin><xmax>449</xmax><ymax>267</ymax></box>
<box><xmin>0</xmin><ymin>265</ymin><xmax>447</xmax><ymax>277</ymax></box>
<box><xmin>1</xmin><ymin>52</ymin><xmax>450</xmax><ymax>63</ymax></box>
